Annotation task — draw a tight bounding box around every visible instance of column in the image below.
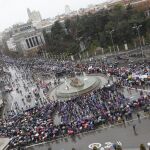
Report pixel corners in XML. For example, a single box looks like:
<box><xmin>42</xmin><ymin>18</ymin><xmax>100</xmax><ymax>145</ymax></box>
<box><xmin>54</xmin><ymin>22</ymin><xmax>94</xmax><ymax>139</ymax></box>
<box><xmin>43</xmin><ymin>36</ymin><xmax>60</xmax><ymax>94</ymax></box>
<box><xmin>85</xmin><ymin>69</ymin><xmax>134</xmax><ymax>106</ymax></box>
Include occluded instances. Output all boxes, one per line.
<box><xmin>29</xmin><ymin>38</ymin><xmax>33</xmax><ymax>47</ymax></box>
<box><xmin>39</xmin><ymin>36</ymin><xmax>43</xmax><ymax>44</ymax></box>
<box><xmin>26</xmin><ymin>39</ymin><xmax>30</xmax><ymax>49</ymax></box>
<box><xmin>32</xmin><ymin>37</ymin><xmax>36</xmax><ymax>46</ymax></box>
<box><xmin>35</xmin><ymin>36</ymin><xmax>39</xmax><ymax>45</ymax></box>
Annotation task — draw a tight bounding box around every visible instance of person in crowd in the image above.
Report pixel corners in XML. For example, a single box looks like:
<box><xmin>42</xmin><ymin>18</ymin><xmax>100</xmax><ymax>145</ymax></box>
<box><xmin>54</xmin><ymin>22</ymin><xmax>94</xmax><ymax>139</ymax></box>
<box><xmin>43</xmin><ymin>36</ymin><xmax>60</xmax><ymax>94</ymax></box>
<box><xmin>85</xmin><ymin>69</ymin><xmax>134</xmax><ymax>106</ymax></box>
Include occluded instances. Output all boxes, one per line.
<box><xmin>0</xmin><ymin>54</ymin><xmax>150</xmax><ymax>148</ymax></box>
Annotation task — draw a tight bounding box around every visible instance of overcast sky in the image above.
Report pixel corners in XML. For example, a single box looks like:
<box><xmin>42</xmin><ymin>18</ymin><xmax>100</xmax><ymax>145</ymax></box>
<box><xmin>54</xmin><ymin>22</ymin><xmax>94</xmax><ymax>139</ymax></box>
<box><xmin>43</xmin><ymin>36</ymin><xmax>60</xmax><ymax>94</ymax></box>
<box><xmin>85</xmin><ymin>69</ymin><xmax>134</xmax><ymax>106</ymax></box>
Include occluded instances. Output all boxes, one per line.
<box><xmin>0</xmin><ymin>0</ymin><xmax>108</xmax><ymax>32</ymax></box>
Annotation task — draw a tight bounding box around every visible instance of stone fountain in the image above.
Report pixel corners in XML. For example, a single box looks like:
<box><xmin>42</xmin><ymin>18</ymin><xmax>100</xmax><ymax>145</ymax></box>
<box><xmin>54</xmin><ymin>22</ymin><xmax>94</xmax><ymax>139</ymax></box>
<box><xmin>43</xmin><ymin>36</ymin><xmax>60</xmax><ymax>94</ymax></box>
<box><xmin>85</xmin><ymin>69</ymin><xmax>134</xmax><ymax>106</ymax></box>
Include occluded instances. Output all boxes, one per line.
<box><xmin>55</xmin><ymin>73</ymin><xmax>100</xmax><ymax>99</ymax></box>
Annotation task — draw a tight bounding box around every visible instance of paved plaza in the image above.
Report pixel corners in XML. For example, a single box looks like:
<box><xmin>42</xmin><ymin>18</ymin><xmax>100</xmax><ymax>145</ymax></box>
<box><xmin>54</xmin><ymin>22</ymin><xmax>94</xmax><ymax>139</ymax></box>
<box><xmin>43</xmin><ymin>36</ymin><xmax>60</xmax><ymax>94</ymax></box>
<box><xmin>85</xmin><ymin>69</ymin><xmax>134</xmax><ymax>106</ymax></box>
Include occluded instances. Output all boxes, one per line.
<box><xmin>3</xmin><ymin>67</ymin><xmax>111</xmax><ymax>115</ymax></box>
<box><xmin>3</xmin><ymin>67</ymin><xmax>142</xmax><ymax>116</ymax></box>
<box><xmin>0</xmin><ymin>61</ymin><xmax>150</xmax><ymax>150</ymax></box>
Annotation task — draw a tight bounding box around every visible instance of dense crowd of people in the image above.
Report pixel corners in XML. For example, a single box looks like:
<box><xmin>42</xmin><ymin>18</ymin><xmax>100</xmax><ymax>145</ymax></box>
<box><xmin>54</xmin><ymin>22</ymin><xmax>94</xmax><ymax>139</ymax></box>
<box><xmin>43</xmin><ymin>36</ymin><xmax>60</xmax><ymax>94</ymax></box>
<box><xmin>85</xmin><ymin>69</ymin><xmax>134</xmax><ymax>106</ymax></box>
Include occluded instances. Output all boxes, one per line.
<box><xmin>1</xmin><ymin>83</ymin><xmax>149</xmax><ymax>148</ymax></box>
<box><xmin>0</xmin><ymin>55</ymin><xmax>150</xmax><ymax>148</ymax></box>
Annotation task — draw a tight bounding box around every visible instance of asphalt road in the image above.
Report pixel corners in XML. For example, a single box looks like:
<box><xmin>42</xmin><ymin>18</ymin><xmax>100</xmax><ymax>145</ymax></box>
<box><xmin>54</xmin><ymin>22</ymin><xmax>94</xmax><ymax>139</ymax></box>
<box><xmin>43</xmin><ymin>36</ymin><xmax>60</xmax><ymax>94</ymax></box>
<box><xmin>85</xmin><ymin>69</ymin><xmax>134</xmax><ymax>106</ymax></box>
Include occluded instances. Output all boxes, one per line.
<box><xmin>26</xmin><ymin>117</ymin><xmax>150</xmax><ymax>150</ymax></box>
<box><xmin>3</xmin><ymin>67</ymin><xmax>48</xmax><ymax>115</ymax></box>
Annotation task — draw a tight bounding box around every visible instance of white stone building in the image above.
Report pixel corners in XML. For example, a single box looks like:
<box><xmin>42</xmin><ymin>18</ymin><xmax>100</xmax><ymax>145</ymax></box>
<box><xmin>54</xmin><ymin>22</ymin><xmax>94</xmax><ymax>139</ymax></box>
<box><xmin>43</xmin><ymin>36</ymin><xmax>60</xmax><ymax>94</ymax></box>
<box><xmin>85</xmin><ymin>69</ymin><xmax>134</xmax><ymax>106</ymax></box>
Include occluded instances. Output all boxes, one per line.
<box><xmin>65</xmin><ymin>5</ymin><xmax>72</xmax><ymax>15</ymax></box>
<box><xmin>7</xmin><ymin>23</ymin><xmax>45</xmax><ymax>57</ymax></box>
<box><xmin>27</xmin><ymin>8</ymin><xmax>42</xmax><ymax>24</ymax></box>
<box><xmin>6</xmin><ymin>38</ymin><xmax>16</xmax><ymax>51</ymax></box>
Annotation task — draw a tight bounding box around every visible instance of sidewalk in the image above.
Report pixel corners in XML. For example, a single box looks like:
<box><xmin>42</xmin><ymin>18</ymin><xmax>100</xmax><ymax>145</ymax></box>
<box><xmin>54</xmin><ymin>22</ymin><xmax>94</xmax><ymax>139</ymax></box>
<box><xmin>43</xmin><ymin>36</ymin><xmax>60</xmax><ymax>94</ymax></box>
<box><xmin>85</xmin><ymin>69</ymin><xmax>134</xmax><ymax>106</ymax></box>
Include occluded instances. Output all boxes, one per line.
<box><xmin>0</xmin><ymin>138</ymin><xmax>10</xmax><ymax>150</ymax></box>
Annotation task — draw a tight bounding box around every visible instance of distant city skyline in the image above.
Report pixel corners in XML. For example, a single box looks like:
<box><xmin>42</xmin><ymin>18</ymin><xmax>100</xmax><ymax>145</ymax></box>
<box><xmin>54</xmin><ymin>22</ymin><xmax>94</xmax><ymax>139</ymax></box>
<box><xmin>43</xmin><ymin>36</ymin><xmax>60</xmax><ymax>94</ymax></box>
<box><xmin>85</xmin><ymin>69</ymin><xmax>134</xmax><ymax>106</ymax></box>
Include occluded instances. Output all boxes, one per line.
<box><xmin>0</xmin><ymin>0</ymin><xmax>109</xmax><ymax>32</ymax></box>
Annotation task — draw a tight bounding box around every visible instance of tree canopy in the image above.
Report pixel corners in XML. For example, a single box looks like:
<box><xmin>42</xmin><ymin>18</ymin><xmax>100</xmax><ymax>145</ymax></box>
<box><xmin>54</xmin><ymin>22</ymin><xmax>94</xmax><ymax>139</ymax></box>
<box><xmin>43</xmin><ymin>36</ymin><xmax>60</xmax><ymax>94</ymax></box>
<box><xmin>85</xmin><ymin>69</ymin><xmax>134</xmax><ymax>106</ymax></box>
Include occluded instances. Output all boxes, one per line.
<box><xmin>43</xmin><ymin>3</ymin><xmax>150</xmax><ymax>56</ymax></box>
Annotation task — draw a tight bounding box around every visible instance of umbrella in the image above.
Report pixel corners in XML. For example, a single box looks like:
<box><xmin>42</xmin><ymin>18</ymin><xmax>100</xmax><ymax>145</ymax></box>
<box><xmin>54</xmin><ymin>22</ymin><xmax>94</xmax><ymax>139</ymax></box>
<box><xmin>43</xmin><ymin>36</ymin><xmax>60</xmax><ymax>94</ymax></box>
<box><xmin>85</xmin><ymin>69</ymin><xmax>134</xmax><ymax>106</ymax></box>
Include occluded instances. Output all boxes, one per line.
<box><xmin>35</xmin><ymin>133</ymin><xmax>39</xmax><ymax>137</ymax></box>
<box><xmin>68</xmin><ymin>129</ymin><xmax>74</xmax><ymax>135</ymax></box>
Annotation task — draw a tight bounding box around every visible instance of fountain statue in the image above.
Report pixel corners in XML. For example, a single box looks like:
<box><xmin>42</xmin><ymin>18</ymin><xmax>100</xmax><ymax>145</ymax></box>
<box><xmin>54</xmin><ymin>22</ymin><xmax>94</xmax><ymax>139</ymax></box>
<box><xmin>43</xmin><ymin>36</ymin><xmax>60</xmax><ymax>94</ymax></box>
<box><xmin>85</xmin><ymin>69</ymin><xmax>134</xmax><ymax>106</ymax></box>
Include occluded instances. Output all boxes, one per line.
<box><xmin>70</xmin><ymin>77</ymin><xmax>84</xmax><ymax>87</ymax></box>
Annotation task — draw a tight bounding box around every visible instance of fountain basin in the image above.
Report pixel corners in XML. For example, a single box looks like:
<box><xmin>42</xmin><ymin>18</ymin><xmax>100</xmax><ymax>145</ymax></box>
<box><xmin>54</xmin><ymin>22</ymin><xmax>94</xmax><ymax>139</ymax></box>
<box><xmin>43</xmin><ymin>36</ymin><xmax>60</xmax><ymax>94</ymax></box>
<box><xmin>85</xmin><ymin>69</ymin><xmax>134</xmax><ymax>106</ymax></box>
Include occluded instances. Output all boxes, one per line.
<box><xmin>55</xmin><ymin>76</ymin><xmax>100</xmax><ymax>98</ymax></box>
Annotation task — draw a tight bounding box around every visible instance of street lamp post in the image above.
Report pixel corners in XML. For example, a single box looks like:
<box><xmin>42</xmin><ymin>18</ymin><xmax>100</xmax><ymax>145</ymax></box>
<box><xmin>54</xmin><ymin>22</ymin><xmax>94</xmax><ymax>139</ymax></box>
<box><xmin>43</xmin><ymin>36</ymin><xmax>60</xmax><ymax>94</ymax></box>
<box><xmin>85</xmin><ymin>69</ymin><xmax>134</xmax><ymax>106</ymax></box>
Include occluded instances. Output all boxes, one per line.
<box><xmin>107</xmin><ymin>30</ymin><xmax>116</xmax><ymax>57</ymax></box>
<box><xmin>132</xmin><ymin>25</ymin><xmax>144</xmax><ymax>60</ymax></box>
<box><xmin>110</xmin><ymin>30</ymin><xmax>115</xmax><ymax>54</ymax></box>
<box><xmin>109</xmin><ymin>46</ymin><xmax>112</xmax><ymax>55</ymax></box>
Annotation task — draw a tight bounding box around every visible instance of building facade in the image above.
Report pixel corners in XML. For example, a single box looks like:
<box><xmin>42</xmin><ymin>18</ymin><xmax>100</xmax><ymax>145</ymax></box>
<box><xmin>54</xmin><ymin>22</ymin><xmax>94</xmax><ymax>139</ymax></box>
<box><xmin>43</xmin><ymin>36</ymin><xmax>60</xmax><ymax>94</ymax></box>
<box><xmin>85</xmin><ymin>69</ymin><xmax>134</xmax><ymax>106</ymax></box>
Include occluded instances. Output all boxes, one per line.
<box><xmin>6</xmin><ymin>23</ymin><xmax>45</xmax><ymax>57</ymax></box>
<box><xmin>6</xmin><ymin>38</ymin><xmax>16</xmax><ymax>52</ymax></box>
